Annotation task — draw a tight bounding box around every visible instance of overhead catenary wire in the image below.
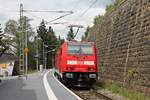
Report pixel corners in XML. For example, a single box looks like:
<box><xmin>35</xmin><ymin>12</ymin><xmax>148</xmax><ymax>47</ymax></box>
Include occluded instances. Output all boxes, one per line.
<box><xmin>22</xmin><ymin>8</ymin><xmax>74</xmax><ymax>25</ymax></box>
<box><xmin>18</xmin><ymin>6</ymin><xmax>75</xmax><ymax>33</ymax></box>
<box><xmin>65</xmin><ymin>0</ymin><xmax>98</xmax><ymax>40</ymax></box>
<box><xmin>25</xmin><ymin>12</ymin><xmax>43</xmax><ymax>20</ymax></box>
<box><xmin>23</xmin><ymin>10</ymin><xmax>73</xmax><ymax>14</ymax></box>
<box><xmin>45</xmin><ymin>13</ymin><xmax>74</xmax><ymax>24</ymax></box>
<box><xmin>68</xmin><ymin>0</ymin><xmax>97</xmax><ymax>34</ymax></box>
<box><xmin>75</xmin><ymin>0</ymin><xmax>98</xmax><ymax>22</ymax></box>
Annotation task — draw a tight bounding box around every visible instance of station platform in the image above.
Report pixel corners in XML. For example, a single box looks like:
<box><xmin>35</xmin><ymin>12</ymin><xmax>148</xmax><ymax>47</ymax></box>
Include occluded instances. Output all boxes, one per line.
<box><xmin>45</xmin><ymin>69</ymin><xmax>82</xmax><ymax>100</ymax></box>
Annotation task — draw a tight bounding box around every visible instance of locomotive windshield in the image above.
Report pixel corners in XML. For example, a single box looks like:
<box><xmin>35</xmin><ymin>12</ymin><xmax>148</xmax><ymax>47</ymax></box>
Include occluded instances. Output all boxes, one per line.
<box><xmin>67</xmin><ymin>44</ymin><xmax>94</xmax><ymax>55</ymax></box>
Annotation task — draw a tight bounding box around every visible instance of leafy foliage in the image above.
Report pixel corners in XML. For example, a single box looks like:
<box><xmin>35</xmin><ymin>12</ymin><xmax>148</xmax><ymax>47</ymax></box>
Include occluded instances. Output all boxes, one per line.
<box><xmin>106</xmin><ymin>0</ymin><xmax>124</xmax><ymax>12</ymax></box>
<box><xmin>0</xmin><ymin>24</ymin><xmax>2</xmax><ymax>33</ymax></box>
<box><xmin>56</xmin><ymin>35</ymin><xmax>64</xmax><ymax>47</ymax></box>
<box><xmin>28</xmin><ymin>40</ymin><xmax>37</xmax><ymax>69</ymax></box>
<box><xmin>82</xmin><ymin>15</ymin><xmax>103</xmax><ymax>41</ymax></box>
<box><xmin>94</xmin><ymin>15</ymin><xmax>103</xmax><ymax>25</ymax></box>
<box><xmin>3</xmin><ymin>17</ymin><xmax>36</xmax><ymax>69</ymax></box>
<box><xmin>4</xmin><ymin>19</ymin><xmax>18</xmax><ymax>35</ymax></box>
<box><xmin>0</xmin><ymin>24</ymin><xmax>4</xmax><ymax>53</ymax></box>
<box><xmin>82</xmin><ymin>26</ymin><xmax>90</xmax><ymax>41</ymax></box>
<box><xmin>37</xmin><ymin>20</ymin><xmax>59</xmax><ymax>68</ymax></box>
<box><xmin>37</xmin><ymin>20</ymin><xmax>48</xmax><ymax>43</ymax></box>
<box><xmin>67</xmin><ymin>27</ymin><xmax>74</xmax><ymax>41</ymax></box>
<box><xmin>46</xmin><ymin>26</ymin><xmax>57</xmax><ymax>68</ymax></box>
<box><xmin>3</xmin><ymin>20</ymin><xmax>18</xmax><ymax>54</ymax></box>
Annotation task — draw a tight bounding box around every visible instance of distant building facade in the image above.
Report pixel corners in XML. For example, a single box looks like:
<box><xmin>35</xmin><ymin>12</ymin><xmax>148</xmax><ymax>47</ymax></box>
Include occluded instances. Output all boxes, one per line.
<box><xmin>0</xmin><ymin>53</ymin><xmax>18</xmax><ymax>76</ymax></box>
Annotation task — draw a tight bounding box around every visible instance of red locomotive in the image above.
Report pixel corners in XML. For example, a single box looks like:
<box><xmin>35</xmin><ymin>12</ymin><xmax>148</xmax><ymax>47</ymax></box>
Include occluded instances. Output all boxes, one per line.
<box><xmin>54</xmin><ymin>40</ymin><xmax>97</xmax><ymax>87</ymax></box>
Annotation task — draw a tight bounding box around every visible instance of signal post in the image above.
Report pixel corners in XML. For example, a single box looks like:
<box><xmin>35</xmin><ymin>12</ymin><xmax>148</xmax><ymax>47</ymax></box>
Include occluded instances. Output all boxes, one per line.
<box><xmin>24</xmin><ymin>47</ymin><xmax>29</xmax><ymax>79</ymax></box>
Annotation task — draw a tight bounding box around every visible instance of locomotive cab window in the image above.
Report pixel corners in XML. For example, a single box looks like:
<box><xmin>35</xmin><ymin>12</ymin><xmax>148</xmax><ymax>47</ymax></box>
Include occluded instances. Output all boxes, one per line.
<box><xmin>81</xmin><ymin>45</ymin><xmax>93</xmax><ymax>55</ymax></box>
<box><xmin>67</xmin><ymin>44</ymin><xmax>94</xmax><ymax>55</ymax></box>
<box><xmin>67</xmin><ymin>45</ymin><xmax>80</xmax><ymax>54</ymax></box>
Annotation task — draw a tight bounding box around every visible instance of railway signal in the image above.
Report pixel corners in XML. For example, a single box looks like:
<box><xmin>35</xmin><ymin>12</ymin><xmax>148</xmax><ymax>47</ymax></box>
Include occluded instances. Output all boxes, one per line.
<box><xmin>24</xmin><ymin>47</ymin><xmax>29</xmax><ymax>54</ymax></box>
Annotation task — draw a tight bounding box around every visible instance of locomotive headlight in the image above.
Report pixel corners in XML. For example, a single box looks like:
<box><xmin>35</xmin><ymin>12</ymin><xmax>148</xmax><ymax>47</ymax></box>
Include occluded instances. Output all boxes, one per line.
<box><xmin>89</xmin><ymin>74</ymin><xmax>96</xmax><ymax>78</ymax></box>
<box><xmin>88</xmin><ymin>67</ymin><xmax>95</xmax><ymax>71</ymax></box>
<box><xmin>66</xmin><ymin>67</ymin><xmax>74</xmax><ymax>70</ymax></box>
<box><xmin>66</xmin><ymin>73</ymin><xmax>73</xmax><ymax>78</ymax></box>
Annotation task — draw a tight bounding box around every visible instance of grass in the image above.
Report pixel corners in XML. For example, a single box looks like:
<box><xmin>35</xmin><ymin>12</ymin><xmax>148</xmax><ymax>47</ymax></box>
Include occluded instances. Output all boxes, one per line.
<box><xmin>100</xmin><ymin>82</ymin><xmax>150</xmax><ymax>100</ymax></box>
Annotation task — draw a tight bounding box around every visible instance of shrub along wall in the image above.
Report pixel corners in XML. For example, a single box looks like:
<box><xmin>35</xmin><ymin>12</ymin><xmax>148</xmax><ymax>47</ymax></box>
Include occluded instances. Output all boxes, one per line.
<box><xmin>89</xmin><ymin>0</ymin><xmax>150</xmax><ymax>94</ymax></box>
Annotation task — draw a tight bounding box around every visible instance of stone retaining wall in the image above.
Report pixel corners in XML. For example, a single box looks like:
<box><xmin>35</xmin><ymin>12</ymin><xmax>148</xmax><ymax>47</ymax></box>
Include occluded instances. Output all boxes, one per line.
<box><xmin>89</xmin><ymin>0</ymin><xmax>150</xmax><ymax>94</ymax></box>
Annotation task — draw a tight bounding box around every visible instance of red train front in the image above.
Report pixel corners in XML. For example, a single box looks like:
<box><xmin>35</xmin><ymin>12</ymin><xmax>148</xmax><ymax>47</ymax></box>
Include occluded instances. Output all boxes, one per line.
<box><xmin>55</xmin><ymin>41</ymin><xmax>97</xmax><ymax>87</ymax></box>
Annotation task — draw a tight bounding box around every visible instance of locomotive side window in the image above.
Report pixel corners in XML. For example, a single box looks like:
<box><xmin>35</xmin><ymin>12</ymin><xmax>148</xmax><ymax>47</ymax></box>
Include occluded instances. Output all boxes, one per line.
<box><xmin>67</xmin><ymin>44</ymin><xmax>93</xmax><ymax>55</ymax></box>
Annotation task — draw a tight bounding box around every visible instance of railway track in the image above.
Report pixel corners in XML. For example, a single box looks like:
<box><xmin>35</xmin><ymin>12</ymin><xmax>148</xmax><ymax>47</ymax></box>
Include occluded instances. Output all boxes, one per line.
<box><xmin>72</xmin><ymin>88</ymin><xmax>113</xmax><ymax>100</ymax></box>
<box><xmin>54</xmin><ymin>74</ymin><xmax>113</xmax><ymax>100</ymax></box>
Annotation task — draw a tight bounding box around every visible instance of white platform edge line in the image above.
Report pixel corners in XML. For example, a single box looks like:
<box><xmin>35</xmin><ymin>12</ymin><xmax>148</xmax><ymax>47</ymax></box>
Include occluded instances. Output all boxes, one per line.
<box><xmin>43</xmin><ymin>71</ymin><xmax>58</xmax><ymax>100</ymax></box>
<box><xmin>52</xmin><ymin>70</ymin><xmax>83</xmax><ymax>100</ymax></box>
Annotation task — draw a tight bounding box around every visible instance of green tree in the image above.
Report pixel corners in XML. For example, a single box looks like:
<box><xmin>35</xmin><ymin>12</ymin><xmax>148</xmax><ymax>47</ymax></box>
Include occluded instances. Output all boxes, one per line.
<box><xmin>54</xmin><ymin>35</ymin><xmax>64</xmax><ymax>48</ymax></box>
<box><xmin>37</xmin><ymin>20</ymin><xmax>48</xmax><ymax>43</ymax></box>
<box><xmin>0</xmin><ymin>24</ymin><xmax>10</xmax><ymax>56</ymax></box>
<box><xmin>46</xmin><ymin>26</ymin><xmax>57</xmax><ymax>68</ymax></box>
<box><xmin>85</xmin><ymin>26</ymin><xmax>90</xmax><ymax>38</ymax></box>
<box><xmin>82</xmin><ymin>26</ymin><xmax>90</xmax><ymax>41</ymax></box>
<box><xmin>18</xmin><ymin>16</ymin><xmax>35</xmax><ymax>70</ymax></box>
<box><xmin>58</xmin><ymin>35</ymin><xmax>64</xmax><ymax>45</ymax></box>
<box><xmin>4</xmin><ymin>20</ymin><xmax>18</xmax><ymax>54</ymax></box>
<box><xmin>18</xmin><ymin>16</ymin><xmax>34</xmax><ymax>39</ymax></box>
<box><xmin>0</xmin><ymin>24</ymin><xmax>2</xmax><ymax>33</ymax></box>
<box><xmin>67</xmin><ymin>27</ymin><xmax>74</xmax><ymax>41</ymax></box>
<box><xmin>37</xmin><ymin>22</ymin><xmax>59</xmax><ymax>68</ymax></box>
<box><xmin>106</xmin><ymin>0</ymin><xmax>123</xmax><ymax>12</ymax></box>
<box><xmin>0</xmin><ymin>24</ymin><xmax>4</xmax><ymax>53</ymax></box>
<box><xmin>4</xmin><ymin>19</ymin><xmax>18</xmax><ymax>35</ymax></box>
<box><xmin>94</xmin><ymin>15</ymin><xmax>103</xmax><ymax>25</ymax></box>
<box><xmin>37</xmin><ymin>20</ymin><xmax>48</xmax><ymax>65</ymax></box>
<box><xmin>47</xmin><ymin>26</ymin><xmax>57</xmax><ymax>46</ymax></box>
<box><xmin>28</xmin><ymin>40</ymin><xmax>37</xmax><ymax>69</ymax></box>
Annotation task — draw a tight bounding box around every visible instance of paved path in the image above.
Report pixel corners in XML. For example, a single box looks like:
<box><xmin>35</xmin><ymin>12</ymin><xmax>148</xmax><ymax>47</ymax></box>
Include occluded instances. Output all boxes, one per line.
<box><xmin>0</xmin><ymin>72</ymin><xmax>48</xmax><ymax>100</ymax></box>
<box><xmin>0</xmin><ymin>70</ymin><xmax>82</xmax><ymax>100</ymax></box>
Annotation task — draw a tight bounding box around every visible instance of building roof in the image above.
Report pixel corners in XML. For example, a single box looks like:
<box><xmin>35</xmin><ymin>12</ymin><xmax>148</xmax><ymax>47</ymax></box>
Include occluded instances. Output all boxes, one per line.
<box><xmin>0</xmin><ymin>53</ymin><xmax>17</xmax><ymax>63</ymax></box>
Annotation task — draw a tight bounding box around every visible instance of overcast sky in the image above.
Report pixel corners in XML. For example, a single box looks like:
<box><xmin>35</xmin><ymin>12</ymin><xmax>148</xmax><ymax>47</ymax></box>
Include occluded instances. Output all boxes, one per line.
<box><xmin>0</xmin><ymin>0</ymin><xmax>112</xmax><ymax>40</ymax></box>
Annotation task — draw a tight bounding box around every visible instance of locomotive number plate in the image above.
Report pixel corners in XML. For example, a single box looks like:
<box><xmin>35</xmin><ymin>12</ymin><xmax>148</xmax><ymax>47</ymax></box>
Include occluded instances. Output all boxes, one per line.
<box><xmin>78</xmin><ymin>61</ymin><xmax>84</xmax><ymax>65</ymax></box>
